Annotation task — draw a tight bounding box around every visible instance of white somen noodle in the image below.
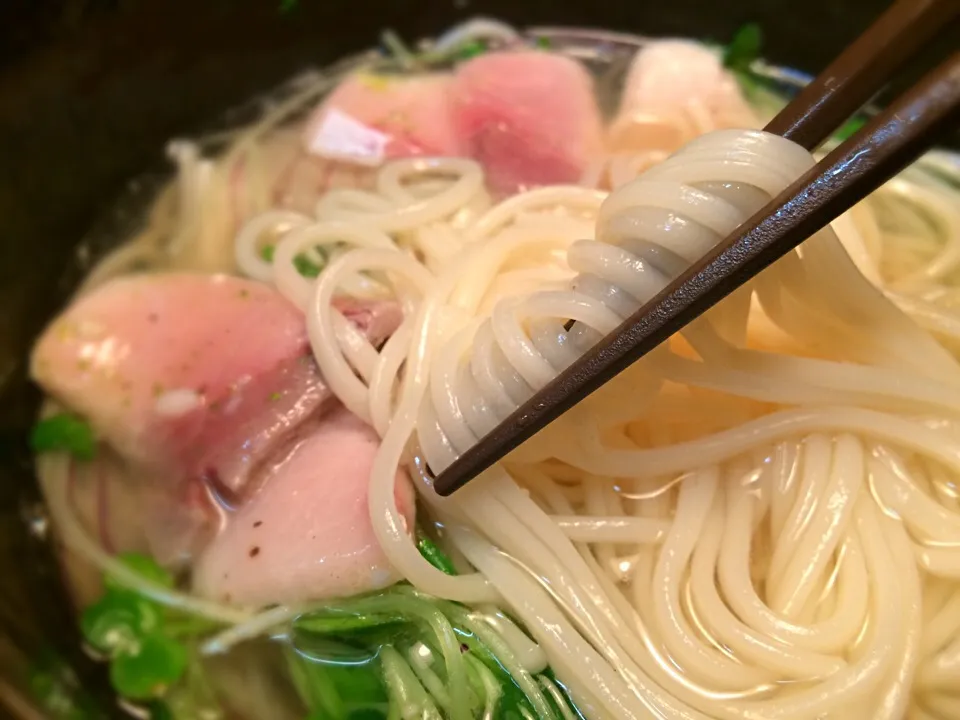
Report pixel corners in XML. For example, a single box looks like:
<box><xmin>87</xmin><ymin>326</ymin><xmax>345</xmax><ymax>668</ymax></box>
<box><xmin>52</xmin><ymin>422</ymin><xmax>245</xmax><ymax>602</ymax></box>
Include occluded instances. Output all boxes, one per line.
<box><xmin>35</xmin><ymin>37</ymin><xmax>960</xmax><ymax>720</ymax></box>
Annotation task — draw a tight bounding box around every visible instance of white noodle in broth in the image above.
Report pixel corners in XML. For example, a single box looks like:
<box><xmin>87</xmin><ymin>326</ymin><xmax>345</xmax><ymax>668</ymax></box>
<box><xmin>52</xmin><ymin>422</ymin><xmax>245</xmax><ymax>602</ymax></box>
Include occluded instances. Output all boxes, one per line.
<box><xmin>33</xmin><ymin>22</ymin><xmax>960</xmax><ymax>720</ymax></box>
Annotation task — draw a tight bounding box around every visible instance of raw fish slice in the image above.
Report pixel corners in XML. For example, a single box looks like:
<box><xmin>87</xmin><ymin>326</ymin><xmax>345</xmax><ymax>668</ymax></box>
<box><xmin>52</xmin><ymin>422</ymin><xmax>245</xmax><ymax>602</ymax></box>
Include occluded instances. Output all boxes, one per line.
<box><xmin>609</xmin><ymin>40</ymin><xmax>758</xmax><ymax>152</ymax></box>
<box><xmin>32</xmin><ymin>274</ymin><xmax>307</xmax><ymax>470</ymax></box>
<box><xmin>451</xmin><ymin>50</ymin><xmax>605</xmax><ymax>195</ymax></box>
<box><xmin>302</xmin><ymin>71</ymin><xmax>467</xmax><ymax>166</ymax></box>
<box><xmin>232</xmin><ymin>72</ymin><xmax>467</xmax><ymax>224</ymax></box>
<box><xmin>192</xmin><ymin>407</ymin><xmax>415</xmax><ymax>605</ymax></box>
<box><xmin>31</xmin><ymin>273</ymin><xmax>399</xmax><ymax>491</ymax></box>
<box><xmin>32</xmin><ymin>274</ymin><xmax>401</xmax><ymax>566</ymax></box>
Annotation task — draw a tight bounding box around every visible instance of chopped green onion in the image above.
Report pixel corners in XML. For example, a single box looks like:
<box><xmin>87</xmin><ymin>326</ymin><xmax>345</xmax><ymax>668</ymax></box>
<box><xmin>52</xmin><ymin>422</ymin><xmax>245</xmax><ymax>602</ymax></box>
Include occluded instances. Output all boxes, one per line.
<box><xmin>293</xmin><ymin>253</ymin><xmax>325</xmax><ymax>278</ymax></box>
<box><xmin>30</xmin><ymin>413</ymin><xmax>96</xmax><ymax>460</ymax></box>
<box><xmin>81</xmin><ymin>592</ymin><xmax>162</xmax><ymax>656</ymax></box>
<box><xmin>535</xmin><ymin>36</ymin><xmax>552</xmax><ymax>49</ymax></box>
<box><xmin>80</xmin><ymin>553</ymin><xmax>225</xmax><ymax>709</ymax></box>
<box><xmin>109</xmin><ymin>635</ymin><xmax>188</xmax><ymax>700</ymax></box>
<box><xmin>262</xmin><ymin>241</ymin><xmax>330</xmax><ymax>278</ymax></box>
<box><xmin>723</xmin><ymin>23</ymin><xmax>763</xmax><ymax>73</ymax></box>
<box><xmin>81</xmin><ymin>582</ymin><xmax>189</xmax><ymax>701</ymax></box>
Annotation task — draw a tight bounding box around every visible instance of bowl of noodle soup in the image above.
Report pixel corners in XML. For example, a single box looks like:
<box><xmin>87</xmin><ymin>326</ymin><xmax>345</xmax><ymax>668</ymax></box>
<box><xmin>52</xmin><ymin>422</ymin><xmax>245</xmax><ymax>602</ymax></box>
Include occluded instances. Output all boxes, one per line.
<box><xmin>2</xmin><ymin>1</ymin><xmax>960</xmax><ymax>719</ymax></box>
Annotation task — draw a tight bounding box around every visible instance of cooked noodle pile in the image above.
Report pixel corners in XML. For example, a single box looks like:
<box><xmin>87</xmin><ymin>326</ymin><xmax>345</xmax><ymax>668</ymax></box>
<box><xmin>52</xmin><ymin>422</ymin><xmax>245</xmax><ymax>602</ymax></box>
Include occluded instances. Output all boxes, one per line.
<box><xmin>37</xmin><ymin>37</ymin><xmax>960</xmax><ymax>720</ymax></box>
<box><xmin>263</xmin><ymin>131</ymin><xmax>960</xmax><ymax>718</ymax></box>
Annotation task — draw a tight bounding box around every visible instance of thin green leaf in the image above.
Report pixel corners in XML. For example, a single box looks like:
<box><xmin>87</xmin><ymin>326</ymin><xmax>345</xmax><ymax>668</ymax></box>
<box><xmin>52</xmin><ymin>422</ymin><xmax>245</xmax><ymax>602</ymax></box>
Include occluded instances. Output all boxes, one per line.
<box><xmin>295</xmin><ymin>610</ymin><xmax>406</xmax><ymax>636</ymax></box>
<box><xmin>416</xmin><ymin>534</ymin><xmax>458</xmax><ymax>576</ymax></box>
<box><xmin>30</xmin><ymin>414</ymin><xmax>96</xmax><ymax>460</ymax></box>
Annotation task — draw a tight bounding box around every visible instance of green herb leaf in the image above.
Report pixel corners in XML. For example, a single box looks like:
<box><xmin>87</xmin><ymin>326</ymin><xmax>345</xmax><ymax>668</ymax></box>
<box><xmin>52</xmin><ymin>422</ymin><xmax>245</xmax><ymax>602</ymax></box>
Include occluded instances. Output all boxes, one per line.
<box><xmin>81</xmin><ymin>592</ymin><xmax>162</xmax><ymax>656</ymax></box>
<box><xmin>110</xmin><ymin>634</ymin><xmax>188</xmax><ymax>700</ymax></box>
<box><xmin>105</xmin><ymin>552</ymin><xmax>175</xmax><ymax>594</ymax></box>
<box><xmin>416</xmin><ymin>534</ymin><xmax>458</xmax><ymax>576</ymax></box>
<box><xmin>723</xmin><ymin>23</ymin><xmax>763</xmax><ymax>73</ymax></box>
<box><xmin>260</xmin><ymin>244</ymin><xmax>276</xmax><ymax>262</ymax></box>
<box><xmin>279</xmin><ymin>0</ymin><xmax>298</xmax><ymax>12</ymax></box>
<box><xmin>30</xmin><ymin>414</ymin><xmax>96</xmax><ymax>460</ymax></box>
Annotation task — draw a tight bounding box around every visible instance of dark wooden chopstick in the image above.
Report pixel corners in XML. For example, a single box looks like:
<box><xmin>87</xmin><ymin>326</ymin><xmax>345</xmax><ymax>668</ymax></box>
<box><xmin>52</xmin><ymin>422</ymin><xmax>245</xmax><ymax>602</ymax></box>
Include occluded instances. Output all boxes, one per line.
<box><xmin>550</xmin><ymin>0</ymin><xmax>956</xmax><ymax>339</ymax></box>
<box><xmin>433</xmin><ymin>37</ymin><xmax>960</xmax><ymax>496</ymax></box>
<box><xmin>766</xmin><ymin>0</ymin><xmax>959</xmax><ymax>149</ymax></box>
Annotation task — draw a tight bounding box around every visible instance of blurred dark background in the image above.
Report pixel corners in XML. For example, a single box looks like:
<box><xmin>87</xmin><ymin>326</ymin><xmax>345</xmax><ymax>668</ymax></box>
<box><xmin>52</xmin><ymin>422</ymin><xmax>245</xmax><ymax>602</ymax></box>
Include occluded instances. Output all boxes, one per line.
<box><xmin>0</xmin><ymin>0</ymin><xmax>953</xmax><ymax>716</ymax></box>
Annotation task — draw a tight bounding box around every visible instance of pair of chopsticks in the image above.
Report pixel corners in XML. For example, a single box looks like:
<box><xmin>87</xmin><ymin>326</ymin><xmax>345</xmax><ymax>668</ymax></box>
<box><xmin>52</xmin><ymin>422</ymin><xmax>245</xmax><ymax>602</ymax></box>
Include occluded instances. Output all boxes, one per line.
<box><xmin>434</xmin><ymin>0</ymin><xmax>960</xmax><ymax>497</ymax></box>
